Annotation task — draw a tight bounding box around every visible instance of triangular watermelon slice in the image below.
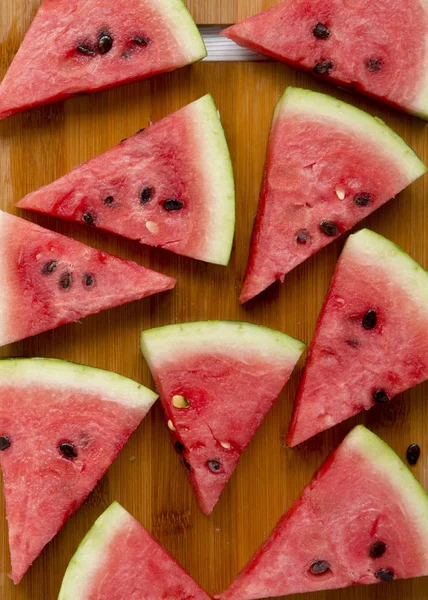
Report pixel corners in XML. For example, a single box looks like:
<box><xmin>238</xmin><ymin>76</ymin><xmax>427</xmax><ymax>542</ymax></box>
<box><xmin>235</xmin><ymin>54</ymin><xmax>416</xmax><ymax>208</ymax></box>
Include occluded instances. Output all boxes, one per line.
<box><xmin>219</xmin><ymin>425</ymin><xmax>428</xmax><ymax>599</ymax></box>
<box><xmin>0</xmin><ymin>358</ymin><xmax>158</xmax><ymax>584</ymax></box>
<box><xmin>140</xmin><ymin>321</ymin><xmax>305</xmax><ymax>514</ymax></box>
<box><xmin>222</xmin><ymin>1</ymin><xmax>428</xmax><ymax>118</ymax></box>
<box><xmin>17</xmin><ymin>95</ymin><xmax>235</xmax><ymax>266</ymax></box>
<box><xmin>0</xmin><ymin>0</ymin><xmax>206</xmax><ymax>120</ymax></box>
<box><xmin>58</xmin><ymin>502</ymin><xmax>212</xmax><ymax>599</ymax></box>
<box><xmin>0</xmin><ymin>211</ymin><xmax>175</xmax><ymax>347</ymax></box>
<box><xmin>288</xmin><ymin>228</ymin><xmax>428</xmax><ymax>447</ymax></box>
<box><xmin>239</xmin><ymin>87</ymin><xmax>426</xmax><ymax>303</ymax></box>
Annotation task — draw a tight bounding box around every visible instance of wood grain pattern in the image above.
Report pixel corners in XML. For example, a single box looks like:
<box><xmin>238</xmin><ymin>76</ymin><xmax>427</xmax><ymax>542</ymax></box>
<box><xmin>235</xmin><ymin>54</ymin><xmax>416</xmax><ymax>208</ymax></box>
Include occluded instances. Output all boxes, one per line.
<box><xmin>1</xmin><ymin>1</ymin><xmax>428</xmax><ymax>599</ymax></box>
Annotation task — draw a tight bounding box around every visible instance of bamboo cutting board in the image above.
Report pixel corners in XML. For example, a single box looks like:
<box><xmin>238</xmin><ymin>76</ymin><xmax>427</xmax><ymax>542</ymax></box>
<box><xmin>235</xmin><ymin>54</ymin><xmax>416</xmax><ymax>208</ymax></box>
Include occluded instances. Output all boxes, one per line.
<box><xmin>1</xmin><ymin>1</ymin><xmax>428</xmax><ymax>599</ymax></box>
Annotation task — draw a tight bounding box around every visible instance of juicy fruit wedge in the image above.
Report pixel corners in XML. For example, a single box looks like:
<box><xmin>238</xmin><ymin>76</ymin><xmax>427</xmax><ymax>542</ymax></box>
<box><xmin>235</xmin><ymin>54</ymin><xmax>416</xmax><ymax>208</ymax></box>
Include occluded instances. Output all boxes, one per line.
<box><xmin>239</xmin><ymin>87</ymin><xmax>426</xmax><ymax>303</ymax></box>
<box><xmin>17</xmin><ymin>95</ymin><xmax>235</xmax><ymax>266</ymax></box>
<box><xmin>0</xmin><ymin>0</ymin><xmax>206</xmax><ymax>119</ymax></box>
<box><xmin>0</xmin><ymin>359</ymin><xmax>158</xmax><ymax>584</ymax></box>
<box><xmin>141</xmin><ymin>321</ymin><xmax>305</xmax><ymax>514</ymax></box>
<box><xmin>0</xmin><ymin>211</ymin><xmax>175</xmax><ymax>346</ymax></box>
<box><xmin>223</xmin><ymin>0</ymin><xmax>428</xmax><ymax>118</ymax></box>
<box><xmin>288</xmin><ymin>228</ymin><xmax>428</xmax><ymax>446</ymax></box>
<box><xmin>58</xmin><ymin>502</ymin><xmax>212</xmax><ymax>600</ymax></box>
<box><xmin>219</xmin><ymin>426</ymin><xmax>428</xmax><ymax>599</ymax></box>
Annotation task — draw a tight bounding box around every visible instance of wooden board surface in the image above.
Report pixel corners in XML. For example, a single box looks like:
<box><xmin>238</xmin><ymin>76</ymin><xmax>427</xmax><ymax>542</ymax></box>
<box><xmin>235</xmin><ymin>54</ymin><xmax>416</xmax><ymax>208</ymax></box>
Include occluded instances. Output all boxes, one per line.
<box><xmin>1</xmin><ymin>1</ymin><xmax>428</xmax><ymax>599</ymax></box>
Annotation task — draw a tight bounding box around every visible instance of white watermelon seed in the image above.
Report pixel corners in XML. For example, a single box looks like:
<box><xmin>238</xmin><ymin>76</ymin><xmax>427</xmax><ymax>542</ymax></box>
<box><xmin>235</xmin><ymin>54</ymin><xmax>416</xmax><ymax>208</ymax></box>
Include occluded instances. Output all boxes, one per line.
<box><xmin>172</xmin><ymin>395</ymin><xmax>190</xmax><ymax>409</ymax></box>
<box><xmin>146</xmin><ymin>221</ymin><xmax>159</xmax><ymax>234</ymax></box>
<box><xmin>335</xmin><ymin>187</ymin><xmax>346</xmax><ymax>200</ymax></box>
<box><xmin>167</xmin><ymin>419</ymin><xmax>176</xmax><ymax>431</ymax></box>
<box><xmin>220</xmin><ymin>441</ymin><xmax>231</xmax><ymax>449</ymax></box>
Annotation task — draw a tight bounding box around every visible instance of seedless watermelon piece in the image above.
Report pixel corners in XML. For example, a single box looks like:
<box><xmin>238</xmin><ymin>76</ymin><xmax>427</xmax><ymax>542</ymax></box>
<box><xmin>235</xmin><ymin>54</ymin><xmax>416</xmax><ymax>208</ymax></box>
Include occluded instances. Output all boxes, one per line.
<box><xmin>219</xmin><ymin>426</ymin><xmax>428</xmax><ymax>599</ymax></box>
<box><xmin>222</xmin><ymin>0</ymin><xmax>428</xmax><ymax>118</ymax></box>
<box><xmin>141</xmin><ymin>321</ymin><xmax>305</xmax><ymax>514</ymax></box>
<box><xmin>288</xmin><ymin>228</ymin><xmax>428</xmax><ymax>446</ymax></box>
<box><xmin>0</xmin><ymin>359</ymin><xmax>158</xmax><ymax>584</ymax></box>
<box><xmin>58</xmin><ymin>501</ymin><xmax>212</xmax><ymax>599</ymax></box>
<box><xmin>0</xmin><ymin>0</ymin><xmax>206</xmax><ymax>120</ymax></box>
<box><xmin>240</xmin><ymin>88</ymin><xmax>426</xmax><ymax>303</ymax></box>
<box><xmin>17</xmin><ymin>95</ymin><xmax>235</xmax><ymax>266</ymax></box>
<box><xmin>0</xmin><ymin>211</ymin><xmax>175</xmax><ymax>346</ymax></box>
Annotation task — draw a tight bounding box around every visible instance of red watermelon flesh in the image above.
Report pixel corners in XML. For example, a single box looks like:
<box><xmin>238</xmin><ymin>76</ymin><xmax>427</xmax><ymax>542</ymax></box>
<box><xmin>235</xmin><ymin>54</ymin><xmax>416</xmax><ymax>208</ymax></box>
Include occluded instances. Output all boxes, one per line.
<box><xmin>17</xmin><ymin>95</ymin><xmax>235</xmax><ymax>266</ymax></box>
<box><xmin>0</xmin><ymin>0</ymin><xmax>206</xmax><ymax>120</ymax></box>
<box><xmin>141</xmin><ymin>321</ymin><xmax>305</xmax><ymax>514</ymax></box>
<box><xmin>222</xmin><ymin>0</ymin><xmax>428</xmax><ymax>118</ymax></box>
<box><xmin>219</xmin><ymin>426</ymin><xmax>428</xmax><ymax>599</ymax></box>
<box><xmin>0</xmin><ymin>211</ymin><xmax>175</xmax><ymax>347</ymax></box>
<box><xmin>288</xmin><ymin>228</ymin><xmax>428</xmax><ymax>447</ymax></box>
<box><xmin>58</xmin><ymin>502</ymin><xmax>212</xmax><ymax>599</ymax></box>
<box><xmin>239</xmin><ymin>87</ymin><xmax>426</xmax><ymax>303</ymax></box>
<box><xmin>0</xmin><ymin>359</ymin><xmax>158</xmax><ymax>583</ymax></box>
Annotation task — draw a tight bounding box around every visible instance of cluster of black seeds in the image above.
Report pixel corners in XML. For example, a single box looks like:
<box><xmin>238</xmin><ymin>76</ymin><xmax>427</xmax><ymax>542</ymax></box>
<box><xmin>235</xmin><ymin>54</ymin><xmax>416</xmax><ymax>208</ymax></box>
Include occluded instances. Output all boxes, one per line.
<box><xmin>0</xmin><ymin>436</ymin><xmax>79</xmax><ymax>460</ymax></box>
<box><xmin>98</xmin><ymin>186</ymin><xmax>185</xmax><ymax>212</ymax></box>
<box><xmin>41</xmin><ymin>261</ymin><xmax>95</xmax><ymax>291</ymax></box>
<box><xmin>76</xmin><ymin>30</ymin><xmax>151</xmax><ymax>58</ymax></box>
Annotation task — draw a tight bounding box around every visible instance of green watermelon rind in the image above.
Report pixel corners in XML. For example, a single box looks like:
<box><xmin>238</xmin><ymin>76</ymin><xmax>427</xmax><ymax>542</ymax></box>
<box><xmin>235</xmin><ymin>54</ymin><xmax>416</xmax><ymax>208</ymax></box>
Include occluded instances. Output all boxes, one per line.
<box><xmin>274</xmin><ymin>87</ymin><xmax>427</xmax><ymax>181</ymax></box>
<box><xmin>140</xmin><ymin>320</ymin><xmax>306</xmax><ymax>369</ymax></box>
<box><xmin>58</xmin><ymin>502</ymin><xmax>130</xmax><ymax>600</ymax></box>
<box><xmin>0</xmin><ymin>358</ymin><xmax>158</xmax><ymax>410</ymax></box>
<box><xmin>345</xmin><ymin>228</ymin><xmax>428</xmax><ymax>311</ymax></box>
<box><xmin>153</xmin><ymin>0</ymin><xmax>207</xmax><ymax>62</ymax></box>
<box><xmin>193</xmin><ymin>95</ymin><xmax>235</xmax><ymax>265</ymax></box>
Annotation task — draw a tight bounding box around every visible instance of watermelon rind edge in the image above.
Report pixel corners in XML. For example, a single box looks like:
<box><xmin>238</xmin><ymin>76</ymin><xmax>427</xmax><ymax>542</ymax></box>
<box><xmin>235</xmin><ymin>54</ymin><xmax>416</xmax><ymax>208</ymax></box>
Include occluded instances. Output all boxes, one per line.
<box><xmin>57</xmin><ymin>502</ymin><xmax>130</xmax><ymax>600</ymax></box>
<box><xmin>0</xmin><ymin>358</ymin><xmax>158</xmax><ymax>411</ymax></box>
<box><xmin>140</xmin><ymin>320</ymin><xmax>306</xmax><ymax>371</ymax></box>
<box><xmin>274</xmin><ymin>87</ymin><xmax>427</xmax><ymax>182</ymax></box>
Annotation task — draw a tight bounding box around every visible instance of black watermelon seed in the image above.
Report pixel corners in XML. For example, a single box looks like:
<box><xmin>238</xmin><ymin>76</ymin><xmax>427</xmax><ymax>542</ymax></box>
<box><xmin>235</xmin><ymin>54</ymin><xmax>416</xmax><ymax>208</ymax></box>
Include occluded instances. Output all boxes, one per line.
<box><xmin>83</xmin><ymin>273</ymin><xmax>95</xmax><ymax>287</ymax></box>
<box><xmin>59</xmin><ymin>272</ymin><xmax>73</xmax><ymax>290</ymax></box>
<box><xmin>296</xmin><ymin>230</ymin><xmax>310</xmax><ymax>244</ymax></box>
<box><xmin>141</xmin><ymin>187</ymin><xmax>153</xmax><ymax>204</ymax></box>
<box><xmin>313</xmin><ymin>60</ymin><xmax>334</xmax><ymax>74</ymax></box>
<box><xmin>42</xmin><ymin>260</ymin><xmax>58</xmax><ymax>275</ymax></box>
<box><xmin>0</xmin><ymin>436</ymin><xmax>11</xmax><ymax>451</ymax></box>
<box><xmin>59</xmin><ymin>442</ymin><xmax>77</xmax><ymax>460</ymax></box>
<box><xmin>310</xmin><ymin>561</ymin><xmax>331</xmax><ymax>575</ymax></box>
<box><xmin>354</xmin><ymin>193</ymin><xmax>372</xmax><ymax>207</ymax></box>
<box><xmin>376</xmin><ymin>569</ymin><xmax>395</xmax><ymax>582</ymax></box>
<box><xmin>132</xmin><ymin>36</ymin><xmax>150</xmax><ymax>47</ymax></box>
<box><xmin>174</xmin><ymin>440</ymin><xmax>186</xmax><ymax>454</ymax></box>
<box><xmin>320</xmin><ymin>221</ymin><xmax>339</xmax><ymax>236</ymax></box>
<box><xmin>366</xmin><ymin>57</ymin><xmax>382</xmax><ymax>72</ymax></box>
<box><xmin>164</xmin><ymin>198</ymin><xmax>184</xmax><ymax>211</ymax></box>
<box><xmin>207</xmin><ymin>459</ymin><xmax>221</xmax><ymax>473</ymax></box>
<box><xmin>83</xmin><ymin>212</ymin><xmax>96</xmax><ymax>226</ymax></box>
<box><xmin>373</xmin><ymin>389</ymin><xmax>389</xmax><ymax>403</ymax></box>
<box><xmin>362</xmin><ymin>309</ymin><xmax>377</xmax><ymax>330</ymax></box>
<box><xmin>406</xmin><ymin>443</ymin><xmax>421</xmax><ymax>465</ymax></box>
<box><xmin>98</xmin><ymin>32</ymin><xmax>113</xmax><ymax>54</ymax></box>
<box><xmin>313</xmin><ymin>23</ymin><xmax>330</xmax><ymax>39</ymax></box>
<box><xmin>136</xmin><ymin>128</ymin><xmax>145</xmax><ymax>134</ymax></box>
<box><xmin>183</xmin><ymin>457</ymin><xmax>192</xmax><ymax>472</ymax></box>
<box><xmin>370</xmin><ymin>541</ymin><xmax>387</xmax><ymax>559</ymax></box>
<box><xmin>77</xmin><ymin>44</ymin><xmax>96</xmax><ymax>56</ymax></box>
<box><xmin>104</xmin><ymin>196</ymin><xmax>114</xmax><ymax>205</ymax></box>
<box><xmin>346</xmin><ymin>339</ymin><xmax>360</xmax><ymax>348</ymax></box>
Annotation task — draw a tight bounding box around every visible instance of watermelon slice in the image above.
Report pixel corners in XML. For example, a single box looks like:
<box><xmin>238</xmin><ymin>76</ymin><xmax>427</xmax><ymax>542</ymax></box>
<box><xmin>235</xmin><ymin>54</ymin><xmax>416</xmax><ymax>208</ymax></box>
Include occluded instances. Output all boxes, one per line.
<box><xmin>239</xmin><ymin>87</ymin><xmax>426</xmax><ymax>303</ymax></box>
<box><xmin>222</xmin><ymin>0</ymin><xmax>428</xmax><ymax>118</ymax></box>
<box><xmin>140</xmin><ymin>321</ymin><xmax>305</xmax><ymax>515</ymax></box>
<box><xmin>0</xmin><ymin>358</ymin><xmax>158</xmax><ymax>584</ymax></box>
<box><xmin>288</xmin><ymin>228</ymin><xmax>428</xmax><ymax>447</ymax></box>
<box><xmin>58</xmin><ymin>501</ymin><xmax>212</xmax><ymax>599</ymax></box>
<box><xmin>17</xmin><ymin>95</ymin><xmax>235</xmax><ymax>266</ymax></box>
<box><xmin>219</xmin><ymin>425</ymin><xmax>428</xmax><ymax>599</ymax></box>
<box><xmin>0</xmin><ymin>0</ymin><xmax>206</xmax><ymax>120</ymax></box>
<box><xmin>0</xmin><ymin>210</ymin><xmax>175</xmax><ymax>347</ymax></box>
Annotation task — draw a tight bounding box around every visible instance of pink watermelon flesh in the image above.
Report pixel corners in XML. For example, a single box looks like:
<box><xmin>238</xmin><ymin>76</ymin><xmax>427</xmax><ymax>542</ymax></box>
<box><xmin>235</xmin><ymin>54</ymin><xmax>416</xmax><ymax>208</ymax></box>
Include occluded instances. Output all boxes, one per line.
<box><xmin>288</xmin><ymin>228</ymin><xmax>428</xmax><ymax>447</ymax></box>
<box><xmin>0</xmin><ymin>0</ymin><xmax>206</xmax><ymax>119</ymax></box>
<box><xmin>59</xmin><ymin>502</ymin><xmax>212</xmax><ymax>599</ymax></box>
<box><xmin>141</xmin><ymin>322</ymin><xmax>305</xmax><ymax>514</ymax></box>
<box><xmin>17</xmin><ymin>95</ymin><xmax>235</xmax><ymax>265</ymax></box>
<box><xmin>0</xmin><ymin>359</ymin><xmax>157</xmax><ymax>583</ymax></box>
<box><xmin>239</xmin><ymin>87</ymin><xmax>426</xmax><ymax>303</ymax></box>
<box><xmin>0</xmin><ymin>211</ymin><xmax>175</xmax><ymax>347</ymax></box>
<box><xmin>219</xmin><ymin>426</ymin><xmax>428</xmax><ymax>599</ymax></box>
<box><xmin>222</xmin><ymin>0</ymin><xmax>428</xmax><ymax>118</ymax></box>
